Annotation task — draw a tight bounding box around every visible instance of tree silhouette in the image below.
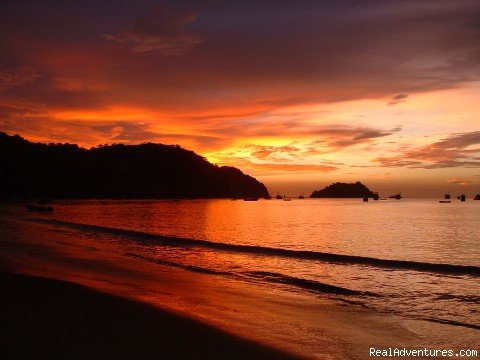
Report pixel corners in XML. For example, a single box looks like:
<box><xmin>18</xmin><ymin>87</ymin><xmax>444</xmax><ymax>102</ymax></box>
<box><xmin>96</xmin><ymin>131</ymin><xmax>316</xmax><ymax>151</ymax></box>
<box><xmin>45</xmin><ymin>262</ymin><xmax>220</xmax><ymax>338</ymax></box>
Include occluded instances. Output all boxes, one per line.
<box><xmin>0</xmin><ymin>132</ymin><xmax>269</xmax><ymax>200</ymax></box>
<box><xmin>310</xmin><ymin>181</ymin><xmax>375</xmax><ymax>198</ymax></box>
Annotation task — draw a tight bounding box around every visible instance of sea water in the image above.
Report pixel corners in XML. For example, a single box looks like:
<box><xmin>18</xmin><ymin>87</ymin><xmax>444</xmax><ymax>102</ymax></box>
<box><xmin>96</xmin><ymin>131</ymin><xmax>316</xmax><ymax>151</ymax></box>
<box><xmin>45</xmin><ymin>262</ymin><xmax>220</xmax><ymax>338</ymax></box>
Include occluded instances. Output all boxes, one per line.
<box><xmin>1</xmin><ymin>198</ymin><xmax>478</xmax><ymax>358</ymax></box>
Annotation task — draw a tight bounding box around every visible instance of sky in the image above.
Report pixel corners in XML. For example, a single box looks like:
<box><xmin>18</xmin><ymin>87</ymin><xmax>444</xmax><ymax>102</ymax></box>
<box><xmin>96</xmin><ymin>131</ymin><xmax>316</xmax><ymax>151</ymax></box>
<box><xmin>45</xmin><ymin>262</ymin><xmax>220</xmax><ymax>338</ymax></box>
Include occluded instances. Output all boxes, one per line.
<box><xmin>1</xmin><ymin>0</ymin><xmax>480</xmax><ymax>196</ymax></box>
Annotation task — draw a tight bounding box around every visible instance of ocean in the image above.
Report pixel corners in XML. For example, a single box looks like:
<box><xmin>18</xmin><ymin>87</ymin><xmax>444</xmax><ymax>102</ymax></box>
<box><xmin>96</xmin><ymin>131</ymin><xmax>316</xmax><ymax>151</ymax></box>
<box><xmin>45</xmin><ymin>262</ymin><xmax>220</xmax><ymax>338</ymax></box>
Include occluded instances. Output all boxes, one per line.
<box><xmin>0</xmin><ymin>198</ymin><xmax>478</xmax><ymax>358</ymax></box>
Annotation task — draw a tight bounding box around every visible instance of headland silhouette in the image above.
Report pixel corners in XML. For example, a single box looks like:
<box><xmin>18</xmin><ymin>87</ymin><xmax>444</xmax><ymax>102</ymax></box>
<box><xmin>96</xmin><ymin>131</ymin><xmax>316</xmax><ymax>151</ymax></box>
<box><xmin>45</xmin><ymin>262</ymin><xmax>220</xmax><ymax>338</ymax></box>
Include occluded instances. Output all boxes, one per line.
<box><xmin>0</xmin><ymin>132</ymin><xmax>269</xmax><ymax>200</ymax></box>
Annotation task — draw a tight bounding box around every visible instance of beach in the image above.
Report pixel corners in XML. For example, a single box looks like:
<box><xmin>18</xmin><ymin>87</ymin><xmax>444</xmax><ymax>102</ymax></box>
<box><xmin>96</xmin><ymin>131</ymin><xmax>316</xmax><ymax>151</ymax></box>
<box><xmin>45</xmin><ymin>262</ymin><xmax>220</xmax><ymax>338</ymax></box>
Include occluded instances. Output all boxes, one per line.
<box><xmin>3</xmin><ymin>1</ymin><xmax>480</xmax><ymax>358</ymax></box>
<box><xmin>1</xmin><ymin>271</ymin><xmax>292</xmax><ymax>360</ymax></box>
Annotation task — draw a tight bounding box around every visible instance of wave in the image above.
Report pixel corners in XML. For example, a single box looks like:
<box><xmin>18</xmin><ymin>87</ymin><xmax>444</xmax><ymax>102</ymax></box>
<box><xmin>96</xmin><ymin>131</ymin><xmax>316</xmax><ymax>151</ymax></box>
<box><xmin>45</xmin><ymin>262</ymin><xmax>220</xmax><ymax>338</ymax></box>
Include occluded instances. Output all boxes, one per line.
<box><xmin>125</xmin><ymin>252</ymin><xmax>230</xmax><ymax>276</ymax></box>
<box><xmin>420</xmin><ymin>317</ymin><xmax>480</xmax><ymax>331</ymax></box>
<box><xmin>434</xmin><ymin>293</ymin><xmax>480</xmax><ymax>305</ymax></box>
<box><xmin>125</xmin><ymin>253</ymin><xmax>370</xmax><ymax>297</ymax></box>
<box><xmin>241</xmin><ymin>271</ymin><xmax>377</xmax><ymax>296</ymax></box>
<box><xmin>27</xmin><ymin>218</ymin><xmax>480</xmax><ymax>277</ymax></box>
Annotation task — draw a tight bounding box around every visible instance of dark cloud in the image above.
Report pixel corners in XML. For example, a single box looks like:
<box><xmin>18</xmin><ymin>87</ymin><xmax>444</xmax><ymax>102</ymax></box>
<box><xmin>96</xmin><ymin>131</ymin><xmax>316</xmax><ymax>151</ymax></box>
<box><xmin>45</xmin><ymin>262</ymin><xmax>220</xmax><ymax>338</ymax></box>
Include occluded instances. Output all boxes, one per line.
<box><xmin>387</xmin><ymin>94</ymin><xmax>408</xmax><ymax>106</ymax></box>
<box><xmin>1</xmin><ymin>0</ymin><xmax>480</xmax><ymax>115</ymax></box>
<box><xmin>200</xmin><ymin>117</ymin><xmax>402</xmax><ymax>148</ymax></box>
<box><xmin>0</xmin><ymin>66</ymin><xmax>39</xmax><ymax>91</ymax></box>
<box><xmin>352</xmin><ymin>126</ymin><xmax>402</xmax><ymax>141</ymax></box>
<box><xmin>105</xmin><ymin>6</ymin><xmax>201</xmax><ymax>55</ymax></box>
<box><xmin>374</xmin><ymin>131</ymin><xmax>480</xmax><ymax>168</ymax></box>
<box><xmin>310</xmin><ymin>125</ymin><xmax>402</xmax><ymax>149</ymax></box>
<box><xmin>234</xmin><ymin>125</ymin><xmax>401</xmax><ymax>162</ymax></box>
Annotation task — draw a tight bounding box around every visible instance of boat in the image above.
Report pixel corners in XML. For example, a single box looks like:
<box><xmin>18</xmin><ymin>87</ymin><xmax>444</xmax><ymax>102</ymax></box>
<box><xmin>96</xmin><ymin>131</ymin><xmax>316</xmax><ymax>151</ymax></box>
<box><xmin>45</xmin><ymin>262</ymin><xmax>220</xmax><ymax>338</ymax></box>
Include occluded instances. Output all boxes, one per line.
<box><xmin>444</xmin><ymin>192</ymin><xmax>451</xmax><ymax>200</ymax></box>
<box><xmin>439</xmin><ymin>200</ymin><xmax>451</xmax><ymax>203</ymax></box>
<box><xmin>389</xmin><ymin>193</ymin><xmax>402</xmax><ymax>200</ymax></box>
<box><xmin>275</xmin><ymin>194</ymin><xmax>283</xmax><ymax>200</ymax></box>
<box><xmin>26</xmin><ymin>204</ymin><xmax>54</xmax><ymax>213</ymax></box>
<box><xmin>243</xmin><ymin>197</ymin><xmax>259</xmax><ymax>201</ymax></box>
<box><xmin>474</xmin><ymin>194</ymin><xmax>480</xmax><ymax>200</ymax></box>
<box><xmin>372</xmin><ymin>192</ymin><xmax>379</xmax><ymax>200</ymax></box>
<box><xmin>363</xmin><ymin>197</ymin><xmax>368</xmax><ymax>202</ymax></box>
<box><xmin>283</xmin><ymin>198</ymin><xmax>292</xmax><ymax>201</ymax></box>
<box><xmin>460</xmin><ymin>194</ymin><xmax>466</xmax><ymax>202</ymax></box>
<box><xmin>298</xmin><ymin>195</ymin><xmax>305</xmax><ymax>199</ymax></box>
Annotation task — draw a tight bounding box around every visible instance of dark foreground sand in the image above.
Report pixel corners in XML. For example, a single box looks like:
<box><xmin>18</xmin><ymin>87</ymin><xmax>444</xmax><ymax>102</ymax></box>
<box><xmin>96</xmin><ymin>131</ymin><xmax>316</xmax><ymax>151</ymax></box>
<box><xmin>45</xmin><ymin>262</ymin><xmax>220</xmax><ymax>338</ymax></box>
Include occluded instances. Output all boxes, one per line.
<box><xmin>1</xmin><ymin>271</ymin><xmax>295</xmax><ymax>360</ymax></box>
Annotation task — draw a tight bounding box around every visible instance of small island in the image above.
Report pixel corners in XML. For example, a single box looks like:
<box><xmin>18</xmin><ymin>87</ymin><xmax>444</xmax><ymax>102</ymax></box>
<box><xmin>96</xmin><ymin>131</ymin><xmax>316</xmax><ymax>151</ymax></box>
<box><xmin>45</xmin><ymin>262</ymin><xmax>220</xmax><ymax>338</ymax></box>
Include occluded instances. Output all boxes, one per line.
<box><xmin>310</xmin><ymin>182</ymin><xmax>375</xmax><ymax>198</ymax></box>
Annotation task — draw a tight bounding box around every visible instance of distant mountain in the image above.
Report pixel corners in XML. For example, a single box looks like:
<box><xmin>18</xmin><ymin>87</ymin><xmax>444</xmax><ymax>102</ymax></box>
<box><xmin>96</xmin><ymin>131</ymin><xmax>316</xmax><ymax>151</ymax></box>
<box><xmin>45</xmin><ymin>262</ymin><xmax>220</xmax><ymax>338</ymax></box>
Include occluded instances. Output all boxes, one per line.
<box><xmin>310</xmin><ymin>182</ymin><xmax>375</xmax><ymax>198</ymax></box>
<box><xmin>0</xmin><ymin>132</ymin><xmax>269</xmax><ymax>200</ymax></box>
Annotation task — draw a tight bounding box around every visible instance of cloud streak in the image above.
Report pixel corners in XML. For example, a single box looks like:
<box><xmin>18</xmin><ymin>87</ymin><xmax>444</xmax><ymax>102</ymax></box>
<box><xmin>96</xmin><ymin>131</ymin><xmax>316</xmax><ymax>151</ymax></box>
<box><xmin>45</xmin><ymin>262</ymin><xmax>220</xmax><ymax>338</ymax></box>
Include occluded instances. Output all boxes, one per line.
<box><xmin>387</xmin><ymin>94</ymin><xmax>408</xmax><ymax>106</ymax></box>
<box><xmin>374</xmin><ymin>131</ymin><xmax>480</xmax><ymax>169</ymax></box>
<box><xmin>447</xmin><ymin>179</ymin><xmax>473</xmax><ymax>185</ymax></box>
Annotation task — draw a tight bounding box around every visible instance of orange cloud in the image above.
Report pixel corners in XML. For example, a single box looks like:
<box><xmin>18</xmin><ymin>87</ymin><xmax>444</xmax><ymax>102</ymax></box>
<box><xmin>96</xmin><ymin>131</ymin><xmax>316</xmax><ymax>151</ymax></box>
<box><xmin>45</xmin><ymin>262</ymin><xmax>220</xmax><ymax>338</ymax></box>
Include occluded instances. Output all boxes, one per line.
<box><xmin>1</xmin><ymin>1</ymin><xmax>480</xmax><ymax>197</ymax></box>
<box><xmin>447</xmin><ymin>179</ymin><xmax>473</xmax><ymax>185</ymax></box>
<box><xmin>214</xmin><ymin>157</ymin><xmax>338</xmax><ymax>175</ymax></box>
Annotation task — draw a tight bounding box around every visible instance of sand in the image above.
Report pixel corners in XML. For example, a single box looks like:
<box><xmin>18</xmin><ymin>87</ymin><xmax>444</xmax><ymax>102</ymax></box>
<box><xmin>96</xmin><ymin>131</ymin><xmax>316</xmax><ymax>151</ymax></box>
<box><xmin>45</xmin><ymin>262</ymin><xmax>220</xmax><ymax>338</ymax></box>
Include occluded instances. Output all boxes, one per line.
<box><xmin>1</xmin><ymin>271</ymin><xmax>295</xmax><ymax>360</ymax></box>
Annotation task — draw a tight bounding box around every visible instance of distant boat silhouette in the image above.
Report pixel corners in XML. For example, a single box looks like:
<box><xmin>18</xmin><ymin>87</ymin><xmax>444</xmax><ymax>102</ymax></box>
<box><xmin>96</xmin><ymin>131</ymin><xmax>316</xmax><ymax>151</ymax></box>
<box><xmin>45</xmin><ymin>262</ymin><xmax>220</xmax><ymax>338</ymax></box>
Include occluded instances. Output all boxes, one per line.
<box><xmin>298</xmin><ymin>195</ymin><xmax>305</xmax><ymax>199</ymax></box>
<box><xmin>363</xmin><ymin>197</ymin><xmax>368</xmax><ymax>202</ymax></box>
<box><xmin>283</xmin><ymin>198</ymin><xmax>292</xmax><ymax>201</ymax></box>
<box><xmin>389</xmin><ymin>193</ymin><xmax>402</xmax><ymax>200</ymax></box>
<box><xmin>275</xmin><ymin>194</ymin><xmax>283</xmax><ymax>200</ymax></box>
<box><xmin>372</xmin><ymin>192</ymin><xmax>379</xmax><ymax>200</ymax></box>
<box><xmin>439</xmin><ymin>200</ymin><xmax>451</xmax><ymax>203</ymax></box>
<box><xmin>243</xmin><ymin>197</ymin><xmax>259</xmax><ymax>201</ymax></box>
<box><xmin>444</xmin><ymin>192</ymin><xmax>451</xmax><ymax>200</ymax></box>
<box><xmin>460</xmin><ymin>194</ymin><xmax>466</xmax><ymax>202</ymax></box>
<box><xmin>474</xmin><ymin>194</ymin><xmax>480</xmax><ymax>200</ymax></box>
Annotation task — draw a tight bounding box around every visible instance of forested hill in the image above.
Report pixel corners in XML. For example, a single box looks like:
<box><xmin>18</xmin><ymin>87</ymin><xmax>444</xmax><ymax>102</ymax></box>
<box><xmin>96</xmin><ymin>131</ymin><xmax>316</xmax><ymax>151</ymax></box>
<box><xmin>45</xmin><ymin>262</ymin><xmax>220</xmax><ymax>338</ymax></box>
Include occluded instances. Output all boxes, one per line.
<box><xmin>0</xmin><ymin>132</ymin><xmax>269</xmax><ymax>200</ymax></box>
<box><xmin>310</xmin><ymin>182</ymin><xmax>375</xmax><ymax>198</ymax></box>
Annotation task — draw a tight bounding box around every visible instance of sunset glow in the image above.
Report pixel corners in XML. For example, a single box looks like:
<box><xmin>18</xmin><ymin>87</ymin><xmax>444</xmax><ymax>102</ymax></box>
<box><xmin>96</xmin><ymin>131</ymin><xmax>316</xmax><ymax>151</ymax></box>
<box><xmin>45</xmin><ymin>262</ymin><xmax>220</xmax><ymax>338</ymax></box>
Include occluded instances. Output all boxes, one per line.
<box><xmin>1</xmin><ymin>1</ymin><xmax>479</xmax><ymax>196</ymax></box>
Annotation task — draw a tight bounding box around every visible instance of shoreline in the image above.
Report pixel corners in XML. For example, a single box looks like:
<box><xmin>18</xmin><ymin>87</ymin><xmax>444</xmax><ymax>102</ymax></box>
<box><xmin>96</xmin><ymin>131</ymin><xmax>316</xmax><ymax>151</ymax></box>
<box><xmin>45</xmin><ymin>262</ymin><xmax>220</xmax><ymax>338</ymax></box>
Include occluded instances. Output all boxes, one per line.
<box><xmin>1</xmin><ymin>271</ymin><xmax>296</xmax><ymax>360</ymax></box>
<box><xmin>1</xmin><ymin>211</ymin><xmax>478</xmax><ymax>358</ymax></box>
